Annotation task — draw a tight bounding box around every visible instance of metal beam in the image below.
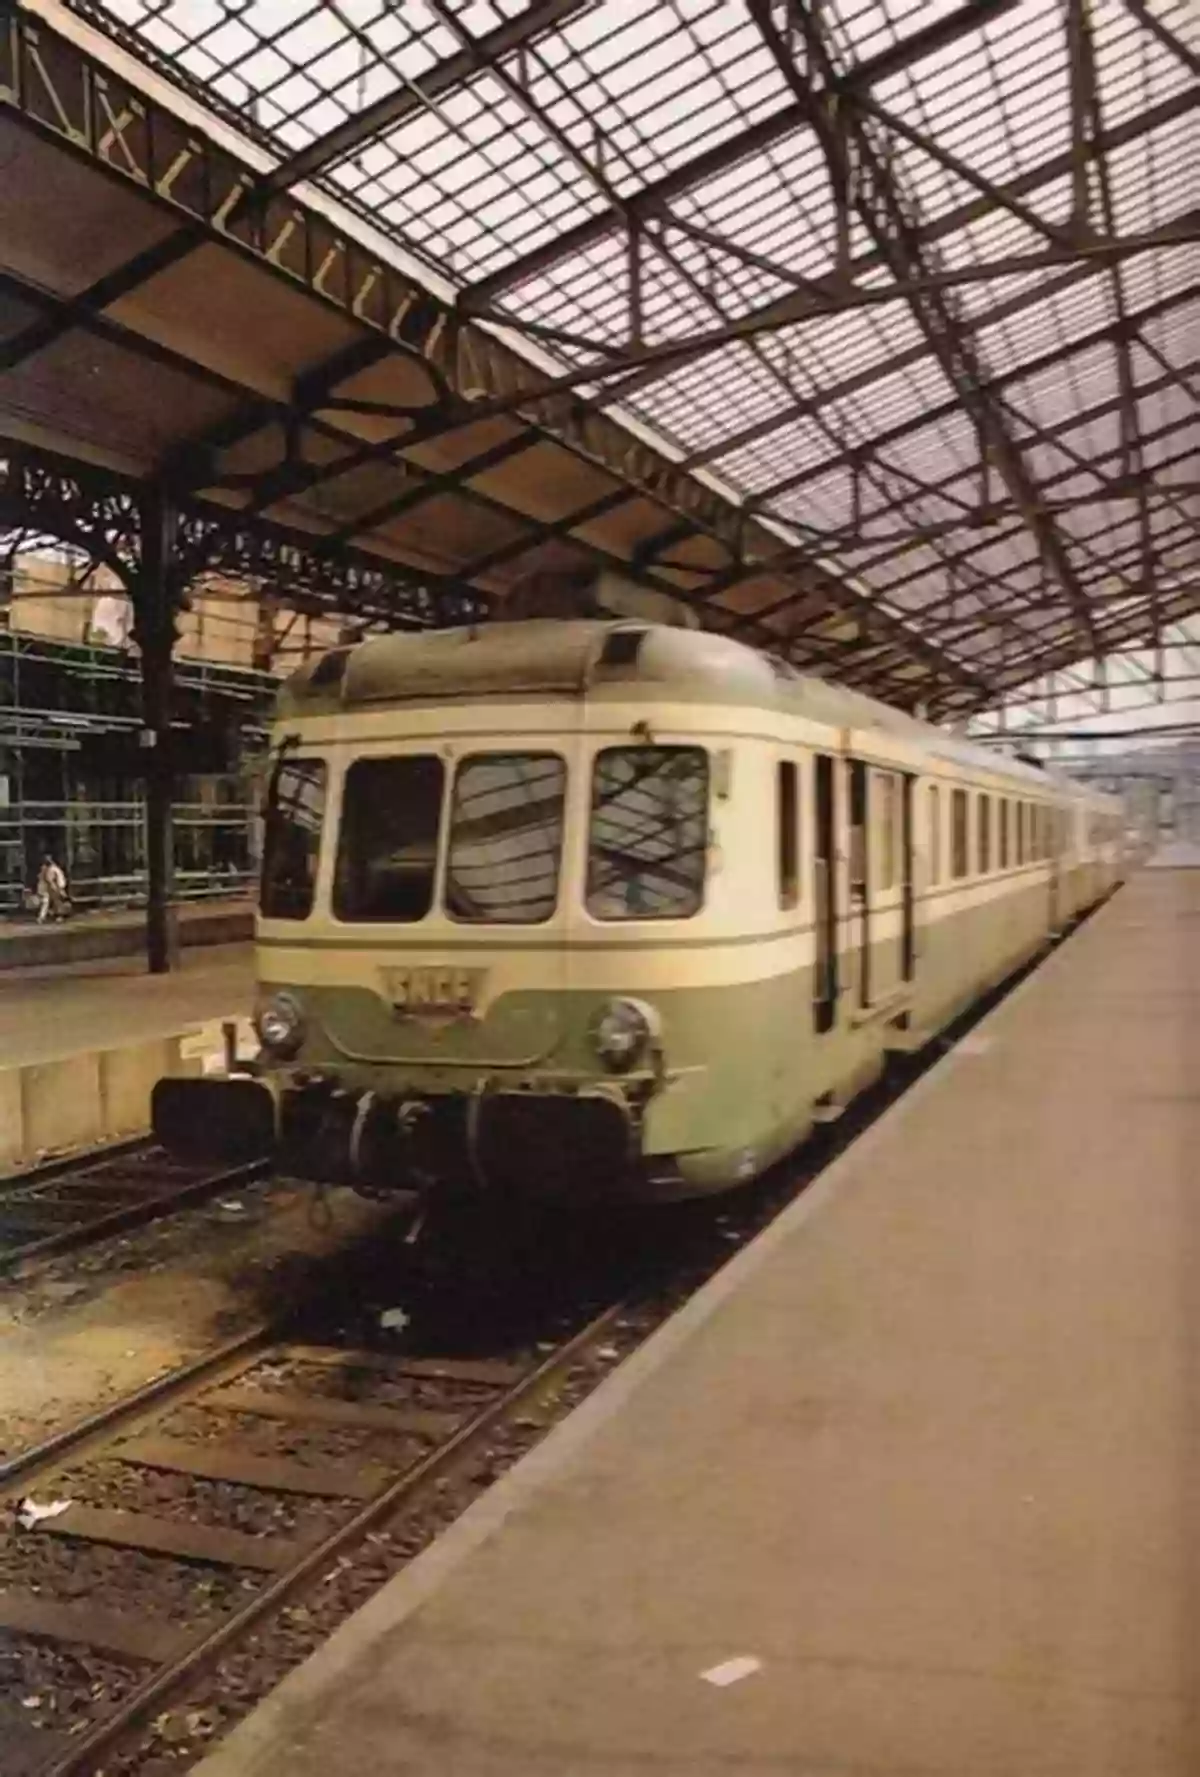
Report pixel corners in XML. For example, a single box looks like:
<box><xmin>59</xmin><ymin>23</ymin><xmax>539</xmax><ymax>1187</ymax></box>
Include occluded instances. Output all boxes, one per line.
<box><xmin>418</xmin><ymin>0</ymin><xmax>996</xmax><ymax>696</ymax></box>
<box><xmin>858</xmin><ymin>469</ymin><xmax>1195</xmax><ymax>640</ymax></box>
<box><xmin>753</xmin><ymin>283</ymin><xmax>1198</xmax><ymax>507</ymax></box>
<box><xmin>0</xmin><ymin>12</ymin><xmax>737</xmax><ymax>557</ymax></box>
<box><xmin>1134</xmin><ymin>332</ymin><xmax>1200</xmax><ymax>406</ymax></box>
<box><xmin>837</xmin><ymin>91</ymin><xmax>1075</xmax><ymax>252</ymax></box>
<box><xmin>802</xmin><ymin>374</ymin><xmax>1198</xmax><ymax>553</ymax></box>
<box><xmin>751</xmin><ymin>0</ymin><xmax>1117</xmax><ymax>656</ymax></box>
<box><xmin>1069</xmin><ymin>0</ymin><xmax>1161</xmax><ymax>653</ymax></box>
<box><xmin>233</xmin><ymin>221</ymin><xmax>1199</xmax><ymax>516</ymax></box>
<box><xmin>464</xmin><ymin>225</ymin><xmax>1198</xmax><ymax>410</ymax></box>
<box><xmin>132</xmin><ymin>485</ymin><xmax>179</xmax><ymax>976</ymax></box>
<box><xmin>1121</xmin><ymin>0</ymin><xmax>1200</xmax><ymax>79</ymax></box>
<box><xmin>667</xmin><ymin>89</ymin><xmax>1198</xmax><ymax>465</ymax></box>
<box><xmin>985</xmin><ymin>581</ymin><xmax>1200</xmax><ymax>695</ymax></box>
<box><xmin>0</xmin><ymin>441</ymin><xmax>487</xmax><ymax>630</ymax></box>
<box><xmin>898</xmin><ymin>513</ymin><xmax>1199</xmax><ymax>670</ymax></box>
<box><xmin>786</xmin><ymin>470</ymin><xmax>1199</xmax><ymax>552</ymax></box>
<box><xmin>0</xmin><ymin>231</ymin><xmax>203</xmax><ymax>374</ymax></box>
<box><xmin>460</xmin><ymin>0</ymin><xmax>1021</xmax><ymax>307</ymax></box>
<box><xmin>251</xmin><ymin>0</ymin><xmax>586</xmax><ymax>194</ymax></box>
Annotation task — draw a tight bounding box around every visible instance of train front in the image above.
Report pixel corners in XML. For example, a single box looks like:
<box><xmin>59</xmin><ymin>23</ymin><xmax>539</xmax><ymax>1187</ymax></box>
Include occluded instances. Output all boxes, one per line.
<box><xmin>153</xmin><ymin>620</ymin><xmax>720</xmax><ymax>1207</ymax></box>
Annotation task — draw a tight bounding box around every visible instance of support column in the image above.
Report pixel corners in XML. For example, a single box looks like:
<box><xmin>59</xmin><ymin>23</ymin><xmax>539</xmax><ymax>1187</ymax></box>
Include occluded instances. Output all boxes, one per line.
<box><xmin>133</xmin><ymin>487</ymin><xmax>181</xmax><ymax>975</ymax></box>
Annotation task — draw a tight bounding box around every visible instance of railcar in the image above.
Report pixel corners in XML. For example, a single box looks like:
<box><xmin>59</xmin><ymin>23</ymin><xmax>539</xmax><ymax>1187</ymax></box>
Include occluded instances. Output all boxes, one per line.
<box><xmin>154</xmin><ymin>595</ymin><xmax>1124</xmax><ymax>1205</ymax></box>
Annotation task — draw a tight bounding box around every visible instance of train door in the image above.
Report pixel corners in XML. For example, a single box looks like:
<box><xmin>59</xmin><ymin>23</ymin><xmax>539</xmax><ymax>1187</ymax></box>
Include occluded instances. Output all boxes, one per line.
<box><xmin>813</xmin><ymin>753</ymin><xmax>838</xmax><ymax>1034</ymax></box>
<box><xmin>848</xmin><ymin>760</ymin><xmax>870</xmax><ymax>1009</ymax></box>
<box><xmin>866</xmin><ymin>766</ymin><xmax>910</xmax><ymax>1001</ymax></box>
<box><xmin>901</xmin><ymin>774</ymin><xmax>915</xmax><ymax>983</ymax></box>
<box><xmin>1048</xmin><ymin>806</ymin><xmax>1063</xmax><ymax>933</ymax></box>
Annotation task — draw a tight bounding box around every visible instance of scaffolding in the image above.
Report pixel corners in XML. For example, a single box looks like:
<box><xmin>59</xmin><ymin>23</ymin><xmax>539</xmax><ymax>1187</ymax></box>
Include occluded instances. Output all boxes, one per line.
<box><xmin>0</xmin><ymin>623</ymin><xmax>270</xmax><ymax>915</ymax></box>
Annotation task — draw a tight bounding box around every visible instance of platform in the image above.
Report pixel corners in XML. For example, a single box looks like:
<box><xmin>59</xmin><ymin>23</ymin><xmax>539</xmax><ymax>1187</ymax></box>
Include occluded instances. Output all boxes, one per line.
<box><xmin>0</xmin><ymin>898</ymin><xmax>254</xmax><ymax>973</ymax></box>
<box><xmin>197</xmin><ymin>868</ymin><xmax>1200</xmax><ymax>1777</ymax></box>
<box><xmin>1147</xmin><ymin>840</ymin><xmax>1200</xmax><ymax>869</ymax></box>
<box><xmin>0</xmin><ymin>940</ymin><xmax>254</xmax><ymax>1070</ymax></box>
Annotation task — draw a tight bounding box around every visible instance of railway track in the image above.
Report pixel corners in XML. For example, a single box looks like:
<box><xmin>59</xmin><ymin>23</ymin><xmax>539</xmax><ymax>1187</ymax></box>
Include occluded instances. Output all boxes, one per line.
<box><xmin>0</xmin><ymin>1141</ymin><xmax>270</xmax><ymax>1274</ymax></box>
<box><xmin>0</xmin><ymin>1292</ymin><xmax>635</xmax><ymax>1777</ymax></box>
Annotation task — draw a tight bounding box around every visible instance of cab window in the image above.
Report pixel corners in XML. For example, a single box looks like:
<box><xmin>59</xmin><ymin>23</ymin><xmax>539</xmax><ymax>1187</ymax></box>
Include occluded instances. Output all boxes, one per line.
<box><xmin>260</xmin><ymin>757</ymin><xmax>326</xmax><ymax>920</ymax></box>
<box><xmin>445</xmin><ymin>753</ymin><xmax>566</xmax><ymax>925</ymax></box>
<box><xmin>334</xmin><ymin>755</ymin><xmax>444</xmax><ymax>922</ymax></box>
<box><xmin>587</xmin><ymin>746</ymin><xmax>708</xmax><ymax>920</ymax></box>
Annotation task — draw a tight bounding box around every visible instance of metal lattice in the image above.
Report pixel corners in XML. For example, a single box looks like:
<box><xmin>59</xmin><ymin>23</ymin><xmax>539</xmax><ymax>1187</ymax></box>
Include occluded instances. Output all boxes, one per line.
<box><xmin>2</xmin><ymin>0</ymin><xmax>1197</xmax><ymax>715</ymax></box>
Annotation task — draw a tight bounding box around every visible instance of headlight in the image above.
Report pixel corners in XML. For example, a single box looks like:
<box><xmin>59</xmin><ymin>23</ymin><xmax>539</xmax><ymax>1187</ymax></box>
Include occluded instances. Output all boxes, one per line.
<box><xmin>254</xmin><ymin>991</ymin><xmax>305</xmax><ymax>1058</ymax></box>
<box><xmin>589</xmin><ymin>998</ymin><xmax>655</xmax><ymax>1073</ymax></box>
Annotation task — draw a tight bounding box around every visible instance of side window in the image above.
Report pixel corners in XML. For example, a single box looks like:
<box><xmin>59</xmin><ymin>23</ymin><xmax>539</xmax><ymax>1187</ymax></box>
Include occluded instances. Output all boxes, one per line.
<box><xmin>445</xmin><ymin>753</ymin><xmax>566</xmax><ymax>925</ymax></box>
<box><xmin>928</xmin><ymin>785</ymin><xmax>941</xmax><ymax>886</ymax></box>
<box><xmin>951</xmin><ymin>788</ymin><xmax>969</xmax><ymax>879</ymax></box>
<box><xmin>998</xmin><ymin>798</ymin><xmax>1009</xmax><ymax>869</ymax></box>
<box><xmin>777</xmin><ymin>760</ymin><xmax>800</xmax><ymax>911</ymax></box>
<box><xmin>587</xmin><ymin>746</ymin><xmax>708</xmax><ymax>921</ymax></box>
<box><xmin>978</xmin><ymin>794</ymin><xmax>991</xmax><ymax>874</ymax></box>
<box><xmin>334</xmin><ymin>755</ymin><xmax>444</xmax><ymax>923</ymax></box>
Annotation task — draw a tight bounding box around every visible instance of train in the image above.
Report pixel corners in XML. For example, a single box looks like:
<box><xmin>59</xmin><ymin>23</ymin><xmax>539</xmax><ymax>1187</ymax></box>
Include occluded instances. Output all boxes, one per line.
<box><xmin>153</xmin><ymin>575</ymin><xmax>1125</xmax><ymax>1207</ymax></box>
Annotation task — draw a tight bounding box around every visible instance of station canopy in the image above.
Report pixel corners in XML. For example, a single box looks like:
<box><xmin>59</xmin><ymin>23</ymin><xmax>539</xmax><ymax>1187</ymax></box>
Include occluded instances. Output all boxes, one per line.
<box><xmin>0</xmin><ymin>0</ymin><xmax>1197</xmax><ymax>718</ymax></box>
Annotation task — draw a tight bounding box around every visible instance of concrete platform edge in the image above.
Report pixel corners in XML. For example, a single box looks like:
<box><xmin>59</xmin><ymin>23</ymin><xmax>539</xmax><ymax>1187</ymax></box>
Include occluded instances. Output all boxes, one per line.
<box><xmin>192</xmin><ymin>889</ymin><xmax>1119</xmax><ymax>1777</ymax></box>
<box><xmin>0</xmin><ymin>1016</ymin><xmax>257</xmax><ymax>1172</ymax></box>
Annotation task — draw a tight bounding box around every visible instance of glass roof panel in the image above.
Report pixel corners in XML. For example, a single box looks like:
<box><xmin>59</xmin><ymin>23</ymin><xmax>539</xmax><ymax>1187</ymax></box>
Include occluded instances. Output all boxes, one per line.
<box><xmin>59</xmin><ymin>0</ymin><xmax>1200</xmax><ymax>701</ymax></box>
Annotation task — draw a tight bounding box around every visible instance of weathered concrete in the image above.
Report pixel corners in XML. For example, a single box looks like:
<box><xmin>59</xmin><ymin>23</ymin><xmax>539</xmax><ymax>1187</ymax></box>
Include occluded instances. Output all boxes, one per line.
<box><xmin>0</xmin><ymin>1028</ymin><xmax>247</xmax><ymax>1168</ymax></box>
<box><xmin>97</xmin><ymin>1036</ymin><xmax>182</xmax><ymax>1138</ymax></box>
<box><xmin>19</xmin><ymin>1051</ymin><xmax>105</xmax><ymax>1157</ymax></box>
<box><xmin>197</xmin><ymin>869</ymin><xmax>1200</xmax><ymax>1777</ymax></box>
<box><xmin>0</xmin><ymin>936</ymin><xmax>256</xmax><ymax>1164</ymax></box>
<box><xmin>0</xmin><ymin>1068</ymin><xmax>23</xmax><ymax>1171</ymax></box>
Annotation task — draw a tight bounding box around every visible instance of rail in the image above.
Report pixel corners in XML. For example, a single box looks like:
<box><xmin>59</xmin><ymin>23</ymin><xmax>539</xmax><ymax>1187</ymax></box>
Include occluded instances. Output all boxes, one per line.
<box><xmin>0</xmin><ymin>1300</ymin><xmax>632</xmax><ymax>1776</ymax></box>
<box><xmin>0</xmin><ymin>1141</ymin><xmax>269</xmax><ymax>1275</ymax></box>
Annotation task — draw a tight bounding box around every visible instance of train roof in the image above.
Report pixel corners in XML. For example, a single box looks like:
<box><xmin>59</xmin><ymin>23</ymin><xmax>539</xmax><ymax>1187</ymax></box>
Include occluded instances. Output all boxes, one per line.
<box><xmin>278</xmin><ymin>620</ymin><xmax>1111</xmax><ymax>800</ymax></box>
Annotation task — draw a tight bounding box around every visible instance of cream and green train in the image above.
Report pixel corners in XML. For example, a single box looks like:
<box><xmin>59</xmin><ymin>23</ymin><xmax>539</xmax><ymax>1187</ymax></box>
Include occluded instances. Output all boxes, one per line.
<box><xmin>154</xmin><ymin>614</ymin><xmax>1125</xmax><ymax>1204</ymax></box>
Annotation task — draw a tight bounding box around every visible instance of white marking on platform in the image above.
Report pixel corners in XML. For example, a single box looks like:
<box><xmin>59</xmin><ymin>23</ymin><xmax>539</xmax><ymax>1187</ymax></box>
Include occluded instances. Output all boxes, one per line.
<box><xmin>700</xmin><ymin>1656</ymin><xmax>762</xmax><ymax>1688</ymax></box>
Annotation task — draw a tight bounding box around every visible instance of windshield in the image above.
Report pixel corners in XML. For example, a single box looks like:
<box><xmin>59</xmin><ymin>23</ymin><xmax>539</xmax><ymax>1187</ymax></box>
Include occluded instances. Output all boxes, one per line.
<box><xmin>260</xmin><ymin>756</ymin><xmax>326</xmax><ymax>920</ymax></box>
<box><xmin>586</xmin><ymin>746</ymin><xmax>708</xmax><ymax>920</ymax></box>
<box><xmin>445</xmin><ymin>753</ymin><xmax>566</xmax><ymax>924</ymax></box>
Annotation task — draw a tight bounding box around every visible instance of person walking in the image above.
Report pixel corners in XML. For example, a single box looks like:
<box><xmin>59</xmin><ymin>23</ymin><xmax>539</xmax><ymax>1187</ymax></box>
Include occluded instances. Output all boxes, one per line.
<box><xmin>35</xmin><ymin>854</ymin><xmax>68</xmax><ymax>923</ymax></box>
